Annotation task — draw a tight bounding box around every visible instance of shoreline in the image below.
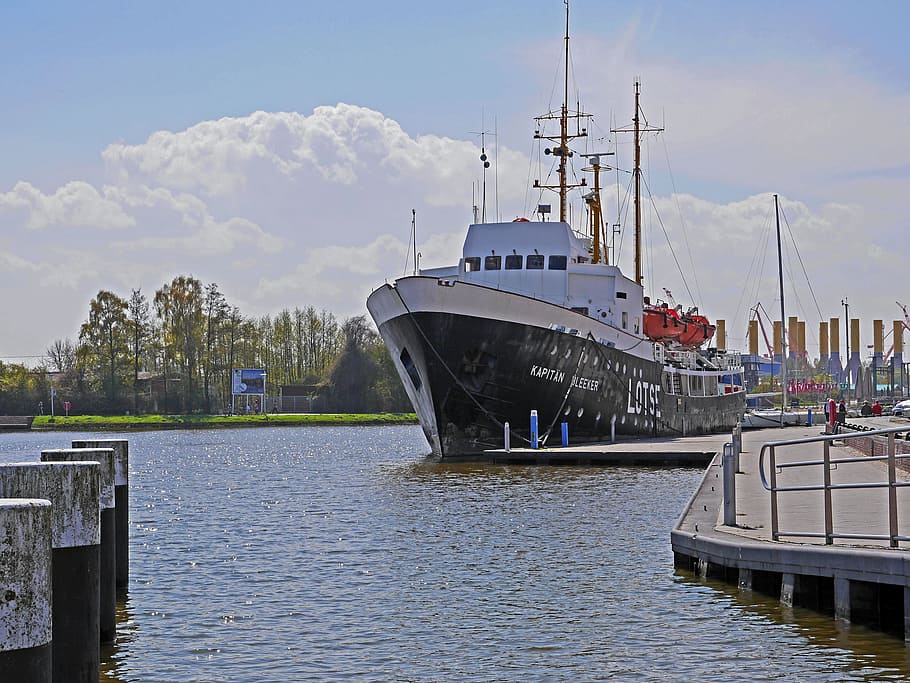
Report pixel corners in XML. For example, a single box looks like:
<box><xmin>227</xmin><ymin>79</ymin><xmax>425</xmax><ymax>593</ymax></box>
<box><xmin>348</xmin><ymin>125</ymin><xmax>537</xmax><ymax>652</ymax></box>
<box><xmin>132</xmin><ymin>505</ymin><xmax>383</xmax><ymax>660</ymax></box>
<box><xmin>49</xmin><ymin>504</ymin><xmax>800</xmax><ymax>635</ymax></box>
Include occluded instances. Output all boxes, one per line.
<box><xmin>26</xmin><ymin>413</ymin><xmax>418</xmax><ymax>432</ymax></box>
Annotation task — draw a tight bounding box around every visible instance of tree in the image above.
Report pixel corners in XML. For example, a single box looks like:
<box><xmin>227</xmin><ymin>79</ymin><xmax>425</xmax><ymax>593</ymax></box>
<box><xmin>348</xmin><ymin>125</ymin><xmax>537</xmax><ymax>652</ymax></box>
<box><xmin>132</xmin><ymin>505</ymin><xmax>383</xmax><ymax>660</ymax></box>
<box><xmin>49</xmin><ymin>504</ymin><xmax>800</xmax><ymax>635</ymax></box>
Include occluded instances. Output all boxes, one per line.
<box><xmin>324</xmin><ymin>316</ymin><xmax>379</xmax><ymax>412</ymax></box>
<box><xmin>45</xmin><ymin>339</ymin><xmax>76</xmax><ymax>373</ymax></box>
<box><xmin>128</xmin><ymin>289</ymin><xmax>151</xmax><ymax>414</ymax></box>
<box><xmin>203</xmin><ymin>283</ymin><xmax>229</xmax><ymax>412</ymax></box>
<box><xmin>155</xmin><ymin>276</ymin><xmax>204</xmax><ymax>411</ymax></box>
<box><xmin>79</xmin><ymin>290</ymin><xmax>129</xmax><ymax>408</ymax></box>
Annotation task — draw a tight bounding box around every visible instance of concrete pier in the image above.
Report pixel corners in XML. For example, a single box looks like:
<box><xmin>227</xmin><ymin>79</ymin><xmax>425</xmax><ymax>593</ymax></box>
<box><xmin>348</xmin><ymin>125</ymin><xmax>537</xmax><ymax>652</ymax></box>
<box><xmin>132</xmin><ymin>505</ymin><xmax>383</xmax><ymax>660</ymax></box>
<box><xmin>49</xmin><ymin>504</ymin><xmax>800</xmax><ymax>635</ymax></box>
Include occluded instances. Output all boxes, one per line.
<box><xmin>0</xmin><ymin>462</ymin><xmax>101</xmax><ymax>683</ymax></box>
<box><xmin>72</xmin><ymin>439</ymin><xmax>129</xmax><ymax>590</ymax></box>
<box><xmin>484</xmin><ymin>432</ymin><xmax>722</xmax><ymax>465</ymax></box>
<box><xmin>0</xmin><ymin>499</ymin><xmax>52</xmax><ymax>682</ymax></box>
<box><xmin>672</xmin><ymin>419</ymin><xmax>910</xmax><ymax>641</ymax></box>
<box><xmin>41</xmin><ymin>448</ymin><xmax>117</xmax><ymax>644</ymax></box>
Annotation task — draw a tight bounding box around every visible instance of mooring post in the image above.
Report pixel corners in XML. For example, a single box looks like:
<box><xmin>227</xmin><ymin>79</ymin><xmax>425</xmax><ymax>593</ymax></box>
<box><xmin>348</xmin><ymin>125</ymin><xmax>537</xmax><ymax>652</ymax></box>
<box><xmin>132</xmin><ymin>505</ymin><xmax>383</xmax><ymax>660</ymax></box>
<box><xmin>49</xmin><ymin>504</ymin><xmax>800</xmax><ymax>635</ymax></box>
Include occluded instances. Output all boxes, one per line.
<box><xmin>0</xmin><ymin>462</ymin><xmax>101</xmax><ymax>683</ymax></box>
<box><xmin>0</xmin><ymin>499</ymin><xmax>53</xmax><ymax>682</ymax></box>
<box><xmin>561</xmin><ymin>422</ymin><xmax>568</xmax><ymax>447</ymax></box>
<box><xmin>732</xmin><ymin>422</ymin><xmax>742</xmax><ymax>472</ymax></box>
<box><xmin>723</xmin><ymin>443</ymin><xmax>737</xmax><ymax>526</ymax></box>
<box><xmin>503</xmin><ymin>422</ymin><xmax>510</xmax><ymax>452</ymax></box>
<box><xmin>72</xmin><ymin>439</ymin><xmax>129</xmax><ymax>590</ymax></box>
<box><xmin>610</xmin><ymin>414</ymin><xmax>616</xmax><ymax>443</ymax></box>
<box><xmin>530</xmin><ymin>410</ymin><xmax>538</xmax><ymax>449</ymax></box>
<box><xmin>41</xmin><ymin>449</ymin><xmax>117</xmax><ymax>644</ymax></box>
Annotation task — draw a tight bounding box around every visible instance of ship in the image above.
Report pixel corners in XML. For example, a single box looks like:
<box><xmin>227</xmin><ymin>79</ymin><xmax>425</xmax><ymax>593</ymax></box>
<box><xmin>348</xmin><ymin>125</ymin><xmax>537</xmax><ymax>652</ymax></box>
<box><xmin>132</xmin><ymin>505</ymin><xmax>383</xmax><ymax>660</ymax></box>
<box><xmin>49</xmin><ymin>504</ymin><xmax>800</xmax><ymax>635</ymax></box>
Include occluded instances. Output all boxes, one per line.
<box><xmin>367</xmin><ymin>6</ymin><xmax>746</xmax><ymax>458</ymax></box>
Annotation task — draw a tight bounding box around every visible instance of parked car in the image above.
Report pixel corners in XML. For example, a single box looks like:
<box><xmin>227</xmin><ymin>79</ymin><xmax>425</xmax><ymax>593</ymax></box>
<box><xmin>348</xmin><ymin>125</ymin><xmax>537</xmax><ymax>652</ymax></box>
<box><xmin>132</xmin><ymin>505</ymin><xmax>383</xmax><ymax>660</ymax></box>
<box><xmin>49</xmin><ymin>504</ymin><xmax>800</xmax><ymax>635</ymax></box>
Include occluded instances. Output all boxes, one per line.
<box><xmin>892</xmin><ymin>399</ymin><xmax>910</xmax><ymax>416</ymax></box>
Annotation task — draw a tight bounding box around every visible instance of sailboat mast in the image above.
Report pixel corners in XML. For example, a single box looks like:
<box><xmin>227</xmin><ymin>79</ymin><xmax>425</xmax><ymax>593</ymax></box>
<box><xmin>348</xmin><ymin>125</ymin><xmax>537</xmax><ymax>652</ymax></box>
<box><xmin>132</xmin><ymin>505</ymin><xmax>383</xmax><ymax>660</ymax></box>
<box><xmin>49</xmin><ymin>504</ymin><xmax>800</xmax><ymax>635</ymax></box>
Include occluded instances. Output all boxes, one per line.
<box><xmin>558</xmin><ymin>1</ymin><xmax>569</xmax><ymax>222</ymax></box>
<box><xmin>775</xmin><ymin>193</ymin><xmax>788</xmax><ymax>417</ymax></box>
<box><xmin>633</xmin><ymin>81</ymin><xmax>642</xmax><ymax>285</ymax></box>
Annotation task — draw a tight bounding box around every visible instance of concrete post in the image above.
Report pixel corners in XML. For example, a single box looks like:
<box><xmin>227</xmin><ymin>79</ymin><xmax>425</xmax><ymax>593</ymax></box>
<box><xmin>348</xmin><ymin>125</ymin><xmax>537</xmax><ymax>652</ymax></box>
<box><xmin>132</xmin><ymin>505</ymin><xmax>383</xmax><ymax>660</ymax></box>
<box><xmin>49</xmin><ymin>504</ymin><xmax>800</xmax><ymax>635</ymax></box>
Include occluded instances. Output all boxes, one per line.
<box><xmin>41</xmin><ymin>449</ymin><xmax>116</xmax><ymax>644</ymax></box>
<box><xmin>904</xmin><ymin>586</ymin><xmax>910</xmax><ymax>643</ymax></box>
<box><xmin>834</xmin><ymin>576</ymin><xmax>851</xmax><ymax>622</ymax></box>
<box><xmin>0</xmin><ymin>499</ymin><xmax>53</xmax><ymax>682</ymax></box>
<box><xmin>72</xmin><ymin>439</ymin><xmax>129</xmax><ymax>590</ymax></box>
<box><xmin>732</xmin><ymin>423</ymin><xmax>742</xmax><ymax>472</ymax></box>
<box><xmin>723</xmin><ymin>444</ymin><xmax>737</xmax><ymax>526</ymax></box>
<box><xmin>0</xmin><ymin>463</ymin><xmax>101</xmax><ymax>683</ymax></box>
<box><xmin>738</xmin><ymin>567</ymin><xmax>753</xmax><ymax>592</ymax></box>
<box><xmin>781</xmin><ymin>573</ymin><xmax>795</xmax><ymax>606</ymax></box>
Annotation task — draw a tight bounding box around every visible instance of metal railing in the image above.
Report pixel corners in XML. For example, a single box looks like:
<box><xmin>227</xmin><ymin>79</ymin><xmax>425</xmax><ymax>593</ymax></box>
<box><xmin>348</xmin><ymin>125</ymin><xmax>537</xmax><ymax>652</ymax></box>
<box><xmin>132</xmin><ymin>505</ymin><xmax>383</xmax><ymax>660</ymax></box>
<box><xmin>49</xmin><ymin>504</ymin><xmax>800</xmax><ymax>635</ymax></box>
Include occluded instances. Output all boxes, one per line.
<box><xmin>758</xmin><ymin>426</ymin><xmax>910</xmax><ymax>548</ymax></box>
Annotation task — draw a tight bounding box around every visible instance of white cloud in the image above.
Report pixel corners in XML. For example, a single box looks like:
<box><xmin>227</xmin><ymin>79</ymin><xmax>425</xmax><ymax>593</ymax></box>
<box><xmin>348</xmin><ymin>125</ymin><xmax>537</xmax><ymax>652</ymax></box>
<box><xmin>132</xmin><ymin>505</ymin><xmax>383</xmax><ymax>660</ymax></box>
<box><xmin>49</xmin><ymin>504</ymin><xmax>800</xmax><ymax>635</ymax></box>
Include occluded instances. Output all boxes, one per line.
<box><xmin>100</xmin><ymin>104</ymin><xmax>530</xmax><ymax>211</ymax></box>
<box><xmin>0</xmin><ymin>181</ymin><xmax>135</xmax><ymax>230</ymax></box>
<box><xmin>106</xmin><ymin>185</ymin><xmax>283</xmax><ymax>255</ymax></box>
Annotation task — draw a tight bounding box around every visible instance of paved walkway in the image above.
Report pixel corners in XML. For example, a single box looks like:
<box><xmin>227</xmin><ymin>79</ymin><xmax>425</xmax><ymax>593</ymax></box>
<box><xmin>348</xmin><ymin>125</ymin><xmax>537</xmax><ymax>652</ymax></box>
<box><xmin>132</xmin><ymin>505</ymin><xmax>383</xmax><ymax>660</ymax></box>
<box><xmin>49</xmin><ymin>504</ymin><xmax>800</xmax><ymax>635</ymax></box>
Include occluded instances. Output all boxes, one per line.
<box><xmin>696</xmin><ymin>418</ymin><xmax>910</xmax><ymax>549</ymax></box>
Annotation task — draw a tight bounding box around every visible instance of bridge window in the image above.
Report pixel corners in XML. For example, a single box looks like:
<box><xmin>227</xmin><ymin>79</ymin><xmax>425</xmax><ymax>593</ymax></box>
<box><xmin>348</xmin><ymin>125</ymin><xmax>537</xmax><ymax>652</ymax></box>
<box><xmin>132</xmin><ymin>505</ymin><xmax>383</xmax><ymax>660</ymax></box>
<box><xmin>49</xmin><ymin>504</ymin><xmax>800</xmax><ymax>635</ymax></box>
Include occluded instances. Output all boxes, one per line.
<box><xmin>527</xmin><ymin>254</ymin><xmax>545</xmax><ymax>269</ymax></box>
<box><xmin>464</xmin><ymin>257</ymin><xmax>481</xmax><ymax>272</ymax></box>
<box><xmin>484</xmin><ymin>255</ymin><xmax>501</xmax><ymax>270</ymax></box>
<box><xmin>505</xmin><ymin>254</ymin><xmax>523</xmax><ymax>270</ymax></box>
<box><xmin>548</xmin><ymin>255</ymin><xmax>567</xmax><ymax>270</ymax></box>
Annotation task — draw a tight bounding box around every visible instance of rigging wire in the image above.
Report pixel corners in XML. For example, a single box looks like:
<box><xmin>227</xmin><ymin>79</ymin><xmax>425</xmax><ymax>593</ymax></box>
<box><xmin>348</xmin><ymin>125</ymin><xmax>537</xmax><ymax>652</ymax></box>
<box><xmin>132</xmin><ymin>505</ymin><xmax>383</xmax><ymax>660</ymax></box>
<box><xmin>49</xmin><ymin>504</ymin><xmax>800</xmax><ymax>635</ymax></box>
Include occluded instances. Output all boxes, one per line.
<box><xmin>640</xmin><ymin>174</ymin><xmax>696</xmax><ymax>305</ymax></box>
<box><xmin>779</xmin><ymin>201</ymin><xmax>824</xmax><ymax>321</ymax></box>
<box><xmin>660</xmin><ymin>134</ymin><xmax>704</xmax><ymax>306</ymax></box>
<box><xmin>730</xmin><ymin>199</ymin><xmax>774</xmax><ymax>344</ymax></box>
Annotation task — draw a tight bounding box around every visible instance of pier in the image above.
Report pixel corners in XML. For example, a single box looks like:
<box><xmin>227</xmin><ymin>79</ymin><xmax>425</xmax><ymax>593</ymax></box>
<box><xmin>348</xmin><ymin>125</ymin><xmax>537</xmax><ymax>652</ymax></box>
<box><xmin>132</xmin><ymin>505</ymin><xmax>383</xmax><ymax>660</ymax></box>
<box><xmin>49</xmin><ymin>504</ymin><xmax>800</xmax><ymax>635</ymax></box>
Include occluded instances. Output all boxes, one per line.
<box><xmin>672</xmin><ymin>417</ymin><xmax>910</xmax><ymax>640</ymax></box>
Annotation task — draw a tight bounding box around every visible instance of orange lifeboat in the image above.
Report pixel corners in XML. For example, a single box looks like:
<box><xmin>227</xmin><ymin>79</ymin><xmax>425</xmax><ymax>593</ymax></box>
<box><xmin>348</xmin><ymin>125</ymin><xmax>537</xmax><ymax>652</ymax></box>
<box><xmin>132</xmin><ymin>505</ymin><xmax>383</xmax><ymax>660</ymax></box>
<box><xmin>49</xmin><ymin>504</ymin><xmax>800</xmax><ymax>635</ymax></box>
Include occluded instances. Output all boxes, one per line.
<box><xmin>643</xmin><ymin>303</ymin><xmax>685</xmax><ymax>342</ymax></box>
<box><xmin>677</xmin><ymin>310</ymin><xmax>716</xmax><ymax>348</ymax></box>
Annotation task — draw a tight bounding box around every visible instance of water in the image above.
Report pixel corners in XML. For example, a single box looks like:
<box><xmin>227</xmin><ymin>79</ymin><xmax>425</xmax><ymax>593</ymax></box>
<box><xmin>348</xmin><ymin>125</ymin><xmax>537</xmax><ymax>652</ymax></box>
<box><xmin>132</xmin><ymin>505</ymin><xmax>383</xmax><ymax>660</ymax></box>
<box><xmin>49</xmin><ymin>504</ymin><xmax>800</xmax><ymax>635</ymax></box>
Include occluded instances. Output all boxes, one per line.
<box><xmin>2</xmin><ymin>425</ymin><xmax>910</xmax><ymax>681</ymax></box>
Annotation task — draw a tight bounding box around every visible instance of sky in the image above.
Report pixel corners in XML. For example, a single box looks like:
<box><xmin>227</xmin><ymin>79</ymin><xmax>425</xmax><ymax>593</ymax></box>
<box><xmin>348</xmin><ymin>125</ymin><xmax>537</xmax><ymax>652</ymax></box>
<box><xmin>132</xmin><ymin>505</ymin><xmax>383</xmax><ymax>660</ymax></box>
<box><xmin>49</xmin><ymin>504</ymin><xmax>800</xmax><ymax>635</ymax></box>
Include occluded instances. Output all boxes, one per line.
<box><xmin>2</xmin><ymin>0</ymin><xmax>909</xmax><ymax>365</ymax></box>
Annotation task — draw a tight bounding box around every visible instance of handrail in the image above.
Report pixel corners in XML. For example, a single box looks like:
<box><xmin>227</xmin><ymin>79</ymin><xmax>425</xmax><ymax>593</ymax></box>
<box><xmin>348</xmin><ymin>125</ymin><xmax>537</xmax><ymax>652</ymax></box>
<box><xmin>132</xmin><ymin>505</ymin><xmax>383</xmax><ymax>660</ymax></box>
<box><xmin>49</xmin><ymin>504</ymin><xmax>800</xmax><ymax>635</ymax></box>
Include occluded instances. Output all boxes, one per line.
<box><xmin>757</xmin><ymin>425</ymin><xmax>910</xmax><ymax>547</ymax></box>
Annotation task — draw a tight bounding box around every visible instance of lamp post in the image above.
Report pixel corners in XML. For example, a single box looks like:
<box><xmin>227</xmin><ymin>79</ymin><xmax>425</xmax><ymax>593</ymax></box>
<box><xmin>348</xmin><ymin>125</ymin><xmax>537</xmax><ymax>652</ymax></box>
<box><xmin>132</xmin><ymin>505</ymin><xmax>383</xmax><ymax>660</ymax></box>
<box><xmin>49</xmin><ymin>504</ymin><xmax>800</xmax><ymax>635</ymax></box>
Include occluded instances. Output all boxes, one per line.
<box><xmin>841</xmin><ymin>297</ymin><xmax>849</xmax><ymax>386</ymax></box>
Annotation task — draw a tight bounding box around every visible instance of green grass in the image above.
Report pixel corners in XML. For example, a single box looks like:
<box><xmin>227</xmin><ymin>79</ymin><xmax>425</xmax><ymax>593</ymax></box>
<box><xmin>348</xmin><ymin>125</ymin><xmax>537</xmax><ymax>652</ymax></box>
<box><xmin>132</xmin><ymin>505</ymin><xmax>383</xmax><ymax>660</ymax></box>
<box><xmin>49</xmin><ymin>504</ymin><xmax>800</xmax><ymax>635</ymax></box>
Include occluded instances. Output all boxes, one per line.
<box><xmin>31</xmin><ymin>413</ymin><xmax>418</xmax><ymax>431</ymax></box>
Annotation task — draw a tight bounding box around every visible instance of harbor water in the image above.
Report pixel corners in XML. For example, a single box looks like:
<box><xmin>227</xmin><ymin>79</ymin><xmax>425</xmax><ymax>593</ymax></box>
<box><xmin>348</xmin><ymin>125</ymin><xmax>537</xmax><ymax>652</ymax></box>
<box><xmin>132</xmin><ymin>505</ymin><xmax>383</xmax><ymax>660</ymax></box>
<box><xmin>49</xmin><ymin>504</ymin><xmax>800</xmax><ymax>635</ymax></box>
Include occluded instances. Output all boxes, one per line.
<box><xmin>2</xmin><ymin>425</ymin><xmax>910</xmax><ymax>681</ymax></box>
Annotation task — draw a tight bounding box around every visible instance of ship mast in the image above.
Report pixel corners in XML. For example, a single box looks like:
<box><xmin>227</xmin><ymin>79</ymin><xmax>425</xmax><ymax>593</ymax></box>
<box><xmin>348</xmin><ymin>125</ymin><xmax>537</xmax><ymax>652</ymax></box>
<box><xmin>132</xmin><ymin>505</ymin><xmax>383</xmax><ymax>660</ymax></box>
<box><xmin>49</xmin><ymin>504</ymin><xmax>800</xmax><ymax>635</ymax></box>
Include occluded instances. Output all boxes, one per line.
<box><xmin>633</xmin><ymin>82</ymin><xmax>642</xmax><ymax>284</ymax></box>
<box><xmin>533</xmin><ymin>0</ymin><xmax>587</xmax><ymax>224</ymax></box>
<box><xmin>613</xmin><ymin>80</ymin><xmax>662</xmax><ymax>286</ymax></box>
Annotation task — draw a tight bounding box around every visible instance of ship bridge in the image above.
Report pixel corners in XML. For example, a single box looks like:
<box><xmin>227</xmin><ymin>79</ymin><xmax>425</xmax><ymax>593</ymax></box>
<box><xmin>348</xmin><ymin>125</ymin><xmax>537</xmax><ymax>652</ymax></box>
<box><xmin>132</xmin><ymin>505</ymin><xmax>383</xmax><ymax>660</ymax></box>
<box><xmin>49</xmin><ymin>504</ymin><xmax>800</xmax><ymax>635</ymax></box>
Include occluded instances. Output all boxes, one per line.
<box><xmin>440</xmin><ymin>220</ymin><xmax>644</xmax><ymax>335</ymax></box>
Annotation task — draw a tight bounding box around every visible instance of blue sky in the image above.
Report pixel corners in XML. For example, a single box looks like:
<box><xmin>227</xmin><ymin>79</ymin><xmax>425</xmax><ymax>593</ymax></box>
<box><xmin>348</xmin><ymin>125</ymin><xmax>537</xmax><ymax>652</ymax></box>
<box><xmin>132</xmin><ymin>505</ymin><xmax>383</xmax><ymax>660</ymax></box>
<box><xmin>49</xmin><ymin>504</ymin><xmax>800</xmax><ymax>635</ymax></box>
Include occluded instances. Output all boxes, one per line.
<box><xmin>1</xmin><ymin>1</ymin><xmax>909</xmax><ymax>358</ymax></box>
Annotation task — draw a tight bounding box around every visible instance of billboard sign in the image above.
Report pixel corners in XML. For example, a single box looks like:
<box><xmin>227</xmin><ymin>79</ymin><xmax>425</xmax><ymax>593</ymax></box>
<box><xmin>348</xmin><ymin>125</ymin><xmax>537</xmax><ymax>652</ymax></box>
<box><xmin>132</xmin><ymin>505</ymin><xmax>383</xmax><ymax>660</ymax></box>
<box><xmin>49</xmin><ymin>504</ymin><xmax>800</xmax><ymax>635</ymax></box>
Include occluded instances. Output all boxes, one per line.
<box><xmin>232</xmin><ymin>368</ymin><xmax>266</xmax><ymax>395</ymax></box>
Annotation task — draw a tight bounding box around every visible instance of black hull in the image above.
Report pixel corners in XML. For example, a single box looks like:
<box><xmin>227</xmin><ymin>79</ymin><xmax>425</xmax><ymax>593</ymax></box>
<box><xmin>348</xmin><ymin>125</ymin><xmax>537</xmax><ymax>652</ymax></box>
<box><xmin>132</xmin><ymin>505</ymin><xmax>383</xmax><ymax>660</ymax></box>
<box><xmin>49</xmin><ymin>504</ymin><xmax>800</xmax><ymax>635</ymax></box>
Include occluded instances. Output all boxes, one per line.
<box><xmin>377</xmin><ymin>310</ymin><xmax>745</xmax><ymax>458</ymax></box>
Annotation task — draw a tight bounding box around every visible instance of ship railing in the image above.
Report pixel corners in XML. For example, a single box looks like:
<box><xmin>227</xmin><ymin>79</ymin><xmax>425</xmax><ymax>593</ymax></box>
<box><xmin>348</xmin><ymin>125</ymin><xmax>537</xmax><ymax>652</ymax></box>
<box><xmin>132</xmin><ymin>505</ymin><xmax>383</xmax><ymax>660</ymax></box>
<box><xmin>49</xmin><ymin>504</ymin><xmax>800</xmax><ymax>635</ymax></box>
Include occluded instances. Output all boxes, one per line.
<box><xmin>666</xmin><ymin>349</ymin><xmax>698</xmax><ymax>369</ymax></box>
<box><xmin>757</xmin><ymin>426</ymin><xmax>910</xmax><ymax>547</ymax></box>
<box><xmin>718</xmin><ymin>351</ymin><xmax>742</xmax><ymax>370</ymax></box>
<box><xmin>652</xmin><ymin>343</ymin><xmax>667</xmax><ymax>364</ymax></box>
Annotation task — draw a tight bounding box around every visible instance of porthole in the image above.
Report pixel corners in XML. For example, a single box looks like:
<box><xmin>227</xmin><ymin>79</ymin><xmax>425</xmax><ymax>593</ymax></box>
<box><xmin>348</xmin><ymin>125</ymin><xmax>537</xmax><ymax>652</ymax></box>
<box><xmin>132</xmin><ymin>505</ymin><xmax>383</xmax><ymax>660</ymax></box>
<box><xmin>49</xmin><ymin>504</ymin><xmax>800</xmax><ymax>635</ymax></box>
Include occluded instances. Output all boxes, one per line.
<box><xmin>577</xmin><ymin>408</ymin><xmax>584</xmax><ymax>418</ymax></box>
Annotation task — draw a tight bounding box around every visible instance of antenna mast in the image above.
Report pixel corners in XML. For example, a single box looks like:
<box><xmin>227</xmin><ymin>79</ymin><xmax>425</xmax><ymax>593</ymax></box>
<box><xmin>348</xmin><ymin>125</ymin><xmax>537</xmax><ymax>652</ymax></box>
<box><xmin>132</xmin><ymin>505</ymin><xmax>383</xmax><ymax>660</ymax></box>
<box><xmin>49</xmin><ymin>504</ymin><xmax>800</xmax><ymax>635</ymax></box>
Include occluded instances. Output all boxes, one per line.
<box><xmin>411</xmin><ymin>209</ymin><xmax>417</xmax><ymax>276</ymax></box>
<box><xmin>533</xmin><ymin>0</ymin><xmax>588</xmax><ymax>224</ymax></box>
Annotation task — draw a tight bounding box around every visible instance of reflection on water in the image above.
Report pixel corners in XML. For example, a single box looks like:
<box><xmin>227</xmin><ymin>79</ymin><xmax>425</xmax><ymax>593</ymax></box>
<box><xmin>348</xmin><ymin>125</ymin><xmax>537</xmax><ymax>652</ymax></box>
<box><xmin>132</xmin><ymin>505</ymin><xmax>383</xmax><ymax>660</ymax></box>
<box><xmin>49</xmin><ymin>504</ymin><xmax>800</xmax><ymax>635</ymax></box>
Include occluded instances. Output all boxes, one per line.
<box><xmin>101</xmin><ymin>594</ymin><xmax>138</xmax><ymax>683</ymax></box>
<box><xmin>675</xmin><ymin>570</ymin><xmax>910</xmax><ymax>680</ymax></box>
<box><xmin>3</xmin><ymin>426</ymin><xmax>910</xmax><ymax>681</ymax></box>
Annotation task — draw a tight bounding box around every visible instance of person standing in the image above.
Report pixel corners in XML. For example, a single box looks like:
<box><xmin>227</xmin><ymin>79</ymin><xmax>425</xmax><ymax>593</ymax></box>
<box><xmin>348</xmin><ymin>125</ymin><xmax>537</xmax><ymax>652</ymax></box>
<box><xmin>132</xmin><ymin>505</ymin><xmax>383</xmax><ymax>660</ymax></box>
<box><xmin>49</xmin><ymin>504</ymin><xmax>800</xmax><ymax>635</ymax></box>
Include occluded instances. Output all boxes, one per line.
<box><xmin>837</xmin><ymin>400</ymin><xmax>847</xmax><ymax>425</ymax></box>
